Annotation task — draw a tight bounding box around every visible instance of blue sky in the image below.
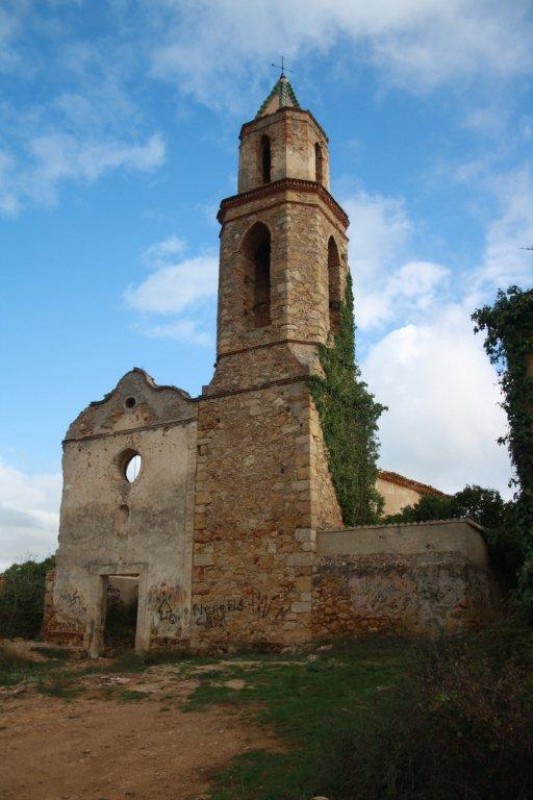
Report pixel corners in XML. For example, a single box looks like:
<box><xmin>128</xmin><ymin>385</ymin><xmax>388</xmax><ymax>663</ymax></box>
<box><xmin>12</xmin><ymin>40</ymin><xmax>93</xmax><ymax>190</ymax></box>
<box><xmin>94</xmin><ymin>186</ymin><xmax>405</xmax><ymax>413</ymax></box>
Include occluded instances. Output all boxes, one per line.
<box><xmin>1</xmin><ymin>0</ymin><xmax>532</xmax><ymax>570</ymax></box>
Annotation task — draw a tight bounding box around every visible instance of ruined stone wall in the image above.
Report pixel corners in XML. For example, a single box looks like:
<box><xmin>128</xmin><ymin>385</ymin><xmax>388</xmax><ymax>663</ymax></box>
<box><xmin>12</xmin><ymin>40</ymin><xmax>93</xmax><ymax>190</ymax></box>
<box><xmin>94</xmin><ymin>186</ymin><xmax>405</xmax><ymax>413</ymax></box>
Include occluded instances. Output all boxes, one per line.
<box><xmin>191</xmin><ymin>377</ymin><xmax>342</xmax><ymax>648</ymax></box>
<box><xmin>46</xmin><ymin>371</ymin><xmax>197</xmax><ymax>655</ymax></box>
<box><xmin>313</xmin><ymin>521</ymin><xmax>493</xmax><ymax>636</ymax></box>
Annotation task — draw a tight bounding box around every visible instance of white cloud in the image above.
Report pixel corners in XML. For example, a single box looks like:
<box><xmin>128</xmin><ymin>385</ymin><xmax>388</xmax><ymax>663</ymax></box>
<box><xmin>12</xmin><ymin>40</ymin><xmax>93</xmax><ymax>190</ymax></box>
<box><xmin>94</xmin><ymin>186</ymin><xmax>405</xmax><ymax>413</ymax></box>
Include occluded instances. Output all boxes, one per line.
<box><xmin>0</xmin><ymin>4</ymin><xmax>168</xmax><ymax>216</ymax></box>
<box><xmin>341</xmin><ymin>191</ymin><xmax>451</xmax><ymax>330</ymax></box>
<box><xmin>149</xmin><ymin>0</ymin><xmax>533</xmax><ymax>108</ymax></box>
<box><xmin>125</xmin><ymin>254</ymin><xmax>218</xmax><ymax>315</ymax></box>
<box><xmin>364</xmin><ymin>306</ymin><xmax>512</xmax><ymax>496</ymax></box>
<box><xmin>344</xmin><ymin>184</ymin><xmax>522</xmax><ymax>497</ymax></box>
<box><xmin>137</xmin><ymin>319</ymin><xmax>212</xmax><ymax>347</ymax></box>
<box><xmin>0</xmin><ymin>457</ymin><xmax>61</xmax><ymax>572</ymax></box>
<box><xmin>142</xmin><ymin>235</ymin><xmax>188</xmax><ymax>269</ymax></box>
<box><xmin>476</xmin><ymin>168</ymin><xmax>533</xmax><ymax>294</ymax></box>
<box><xmin>371</xmin><ymin>2</ymin><xmax>532</xmax><ymax>91</ymax></box>
<box><xmin>0</xmin><ymin>132</ymin><xmax>166</xmax><ymax>214</ymax></box>
<box><xmin>344</xmin><ymin>191</ymin><xmax>412</xmax><ymax>281</ymax></box>
<box><xmin>124</xmin><ymin>239</ymin><xmax>218</xmax><ymax>346</ymax></box>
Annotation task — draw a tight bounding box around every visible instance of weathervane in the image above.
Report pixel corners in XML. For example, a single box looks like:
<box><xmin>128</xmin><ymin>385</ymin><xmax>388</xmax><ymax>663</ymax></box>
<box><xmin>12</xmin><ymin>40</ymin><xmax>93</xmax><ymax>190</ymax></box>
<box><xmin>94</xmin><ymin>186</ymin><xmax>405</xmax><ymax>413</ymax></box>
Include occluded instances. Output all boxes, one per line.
<box><xmin>272</xmin><ymin>56</ymin><xmax>292</xmax><ymax>78</ymax></box>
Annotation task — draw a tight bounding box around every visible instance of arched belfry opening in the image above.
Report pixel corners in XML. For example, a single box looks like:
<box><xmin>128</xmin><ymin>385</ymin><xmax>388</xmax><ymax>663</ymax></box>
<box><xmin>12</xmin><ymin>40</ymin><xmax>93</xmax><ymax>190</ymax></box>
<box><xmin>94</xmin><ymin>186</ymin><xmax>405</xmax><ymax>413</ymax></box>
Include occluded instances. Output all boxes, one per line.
<box><xmin>315</xmin><ymin>143</ymin><xmax>323</xmax><ymax>185</ymax></box>
<box><xmin>328</xmin><ymin>236</ymin><xmax>342</xmax><ymax>335</ymax></box>
<box><xmin>242</xmin><ymin>222</ymin><xmax>272</xmax><ymax>329</ymax></box>
<box><xmin>261</xmin><ymin>135</ymin><xmax>271</xmax><ymax>184</ymax></box>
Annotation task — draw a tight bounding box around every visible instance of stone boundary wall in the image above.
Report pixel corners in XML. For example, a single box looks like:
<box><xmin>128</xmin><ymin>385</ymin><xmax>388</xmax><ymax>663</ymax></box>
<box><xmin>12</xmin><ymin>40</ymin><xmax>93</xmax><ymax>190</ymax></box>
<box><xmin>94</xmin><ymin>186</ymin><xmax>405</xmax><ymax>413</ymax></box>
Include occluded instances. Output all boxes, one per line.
<box><xmin>312</xmin><ymin>520</ymin><xmax>493</xmax><ymax>637</ymax></box>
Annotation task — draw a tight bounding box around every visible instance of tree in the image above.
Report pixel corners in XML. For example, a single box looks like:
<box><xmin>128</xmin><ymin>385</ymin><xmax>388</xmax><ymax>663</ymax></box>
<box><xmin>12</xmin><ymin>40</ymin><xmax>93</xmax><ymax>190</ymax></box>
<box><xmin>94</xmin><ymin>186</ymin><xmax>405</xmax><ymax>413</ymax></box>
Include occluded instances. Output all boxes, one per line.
<box><xmin>0</xmin><ymin>557</ymin><xmax>55</xmax><ymax>639</ymax></box>
<box><xmin>382</xmin><ymin>485</ymin><xmax>523</xmax><ymax>584</ymax></box>
<box><xmin>472</xmin><ymin>287</ymin><xmax>533</xmax><ymax>607</ymax></box>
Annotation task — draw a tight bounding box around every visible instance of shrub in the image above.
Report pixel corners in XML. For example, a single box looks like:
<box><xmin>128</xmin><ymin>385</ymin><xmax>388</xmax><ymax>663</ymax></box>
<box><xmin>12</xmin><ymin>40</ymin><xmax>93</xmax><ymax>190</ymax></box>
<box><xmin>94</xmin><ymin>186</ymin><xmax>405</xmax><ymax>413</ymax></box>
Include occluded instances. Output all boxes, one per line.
<box><xmin>0</xmin><ymin>557</ymin><xmax>54</xmax><ymax>639</ymax></box>
<box><xmin>382</xmin><ymin>485</ymin><xmax>524</xmax><ymax>586</ymax></box>
<box><xmin>324</xmin><ymin>621</ymin><xmax>533</xmax><ymax>800</ymax></box>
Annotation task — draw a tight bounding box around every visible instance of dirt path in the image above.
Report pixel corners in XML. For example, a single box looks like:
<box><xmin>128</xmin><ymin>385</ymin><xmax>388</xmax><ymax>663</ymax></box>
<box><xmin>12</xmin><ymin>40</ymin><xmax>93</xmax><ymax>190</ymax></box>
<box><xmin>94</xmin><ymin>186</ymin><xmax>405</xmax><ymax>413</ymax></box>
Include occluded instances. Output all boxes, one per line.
<box><xmin>0</xmin><ymin>662</ymin><xmax>279</xmax><ymax>800</ymax></box>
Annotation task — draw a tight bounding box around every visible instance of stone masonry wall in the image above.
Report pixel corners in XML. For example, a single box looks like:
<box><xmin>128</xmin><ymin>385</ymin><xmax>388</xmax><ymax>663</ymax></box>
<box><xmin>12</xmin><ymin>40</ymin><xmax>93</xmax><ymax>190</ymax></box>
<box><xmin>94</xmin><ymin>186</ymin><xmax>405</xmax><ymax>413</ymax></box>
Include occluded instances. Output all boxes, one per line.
<box><xmin>313</xmin><ymin>521</ymin><xmax>493</xmax><ymax>636</ymax></box>
<box><xmin>216</xmin><ymin>185</ymin><xmax>348</xmax><ymax>358</ymax></box>
<box><xmin>238</xmin><ymin>108</ymin><xmax>330</xmax><ymax>193</ymax></box>
<box><xmin>191</xmin><ymin>378</ymin><xmax>341</xmax><ymax>648</ymax></box>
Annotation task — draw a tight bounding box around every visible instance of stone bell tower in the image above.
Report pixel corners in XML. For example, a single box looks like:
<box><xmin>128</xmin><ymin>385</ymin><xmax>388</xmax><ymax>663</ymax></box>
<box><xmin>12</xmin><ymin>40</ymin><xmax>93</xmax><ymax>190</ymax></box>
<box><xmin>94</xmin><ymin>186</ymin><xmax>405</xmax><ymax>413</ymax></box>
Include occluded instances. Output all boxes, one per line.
<box><xmin>190</xmin><ymin>74</ymin><xmax>350</xmax><ymax>646</ymax></box>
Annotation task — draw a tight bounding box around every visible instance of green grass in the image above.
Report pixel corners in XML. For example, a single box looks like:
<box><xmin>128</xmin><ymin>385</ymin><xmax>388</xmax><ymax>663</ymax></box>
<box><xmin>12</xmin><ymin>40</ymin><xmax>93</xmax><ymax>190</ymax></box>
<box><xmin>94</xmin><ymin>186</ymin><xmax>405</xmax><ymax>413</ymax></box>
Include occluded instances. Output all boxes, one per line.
<box><xmin>0</xmin><ymin>644</ymin><xmax>61</xmax><ymax>687</ymax></box>
<box><xmin>184</xmin><ymin>636</ymin><xmax>415</xmax><ymax>800</ymax></box>
<box><xmin>36</xmin><ymin>671</ymin><xmax>85</xmax><ymax>700</ymax></box>
<box><xmin>118</xmin><ymin>689</ymin><xmax>148</xmax><ymax>702</ymax></box>
<box><xmin>2</xmin><ymin>627</ymin><xmax>530</xmax><ymax>799</ymax></box>
<box><xmin>181</xmin><ymin>628</ymin><xmax>533</xmax><ymax>800</ymax></box>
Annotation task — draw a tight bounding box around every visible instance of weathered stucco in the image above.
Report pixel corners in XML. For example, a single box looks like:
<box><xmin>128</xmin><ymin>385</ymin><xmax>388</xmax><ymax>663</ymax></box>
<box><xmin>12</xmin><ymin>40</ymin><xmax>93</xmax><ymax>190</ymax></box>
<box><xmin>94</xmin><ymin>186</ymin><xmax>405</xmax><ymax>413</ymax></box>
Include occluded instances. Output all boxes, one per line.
<box><xmin>46</xmin><ymin>370</ymin><xmax>197</xmax><ymax>654</ymax></box>
<box><xmin>376</xmin><ymin>472</ymin><xmax>449</xmax><ymax>516</ymax></box>
<box><xmin>313</xmin><ymin>521</ymin><xmax>492</xmax><ymax>636</ymax></box>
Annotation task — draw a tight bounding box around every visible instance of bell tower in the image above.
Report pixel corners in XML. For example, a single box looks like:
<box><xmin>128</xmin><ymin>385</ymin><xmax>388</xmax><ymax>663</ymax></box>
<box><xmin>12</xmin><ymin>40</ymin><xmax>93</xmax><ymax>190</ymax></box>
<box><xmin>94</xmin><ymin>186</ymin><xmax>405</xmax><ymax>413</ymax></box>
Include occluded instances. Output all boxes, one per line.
<box><xmin>191</xmin><ymin>75</ymin><xmax>349</xmax><ymax>646</ymax></box>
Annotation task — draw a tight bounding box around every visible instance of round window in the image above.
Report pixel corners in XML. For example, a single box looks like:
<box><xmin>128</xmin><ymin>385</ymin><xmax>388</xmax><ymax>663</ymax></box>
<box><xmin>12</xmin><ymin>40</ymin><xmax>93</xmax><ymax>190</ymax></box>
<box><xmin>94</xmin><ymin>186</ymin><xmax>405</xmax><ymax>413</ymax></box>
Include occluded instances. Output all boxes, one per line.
<box><xmin>124</xmin><ymin>454</ymin><xmax>142</xmax><ymax>483</ymax></box>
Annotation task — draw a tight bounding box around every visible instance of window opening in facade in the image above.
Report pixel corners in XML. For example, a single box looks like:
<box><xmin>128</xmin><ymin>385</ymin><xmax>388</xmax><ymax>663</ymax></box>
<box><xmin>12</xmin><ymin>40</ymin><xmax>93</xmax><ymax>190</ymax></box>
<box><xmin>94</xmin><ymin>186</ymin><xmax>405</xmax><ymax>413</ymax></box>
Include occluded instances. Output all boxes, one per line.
<box><xmin>328</xmin><ymin>237</ymin><xmax>341</xmax><ymax>336</ymax></box>
<box><xmin>315</xmin><ymin>143</ymin><xmax>323</xmax><ymax>184</ymax></box>
<box><xmin>242</xmin><ymin>223</ymin><xmax>272</xmax><ymax>329</ymax></box>
<box><xmin>261</xmin><ymin>135</ymin><xmax>271</xmax><ymax>183</ymax></box>
<box><xmin>124</xmin><ymin>453</ymin><xmax>142</xmax><ymax>483</ymax></box>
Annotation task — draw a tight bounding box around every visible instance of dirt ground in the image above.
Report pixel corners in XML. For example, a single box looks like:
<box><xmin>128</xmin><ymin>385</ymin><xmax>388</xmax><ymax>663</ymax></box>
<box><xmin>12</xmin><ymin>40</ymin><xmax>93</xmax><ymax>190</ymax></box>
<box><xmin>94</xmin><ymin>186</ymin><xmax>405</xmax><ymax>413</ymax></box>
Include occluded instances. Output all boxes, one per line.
<box><xmin>0</xmin><ymin>648</ymin><xmax>280</xmax><ymax>800</ymax></box>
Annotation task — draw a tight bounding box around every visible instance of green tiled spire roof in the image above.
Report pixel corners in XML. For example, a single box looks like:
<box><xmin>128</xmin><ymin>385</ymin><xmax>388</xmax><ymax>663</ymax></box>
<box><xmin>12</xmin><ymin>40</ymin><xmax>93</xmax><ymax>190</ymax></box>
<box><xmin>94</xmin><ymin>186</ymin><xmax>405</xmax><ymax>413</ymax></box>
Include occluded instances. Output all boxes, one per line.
<box><xmin>256</xmin><ymin>75</ymin><xmax>301</xmax><ymax>118</ymax></box>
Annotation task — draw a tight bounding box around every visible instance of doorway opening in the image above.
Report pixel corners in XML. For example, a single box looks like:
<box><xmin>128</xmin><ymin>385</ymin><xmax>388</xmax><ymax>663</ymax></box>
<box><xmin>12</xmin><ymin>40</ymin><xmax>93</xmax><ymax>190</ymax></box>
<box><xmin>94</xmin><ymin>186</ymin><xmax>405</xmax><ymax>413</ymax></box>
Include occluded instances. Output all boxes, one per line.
<box><xmin>102</xmin><ymin>575</ymin><xmax>139</xmax><ymax>655</ymax></box>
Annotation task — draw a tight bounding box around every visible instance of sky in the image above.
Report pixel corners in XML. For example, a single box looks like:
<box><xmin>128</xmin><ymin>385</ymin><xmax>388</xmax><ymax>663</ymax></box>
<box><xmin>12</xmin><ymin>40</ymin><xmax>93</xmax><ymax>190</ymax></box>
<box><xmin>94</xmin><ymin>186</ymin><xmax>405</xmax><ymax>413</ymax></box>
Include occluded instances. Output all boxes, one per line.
<box><xmin>1</xmin><ymin>0</ymin><xmax>532</xmax><ymax>571</ymax></box>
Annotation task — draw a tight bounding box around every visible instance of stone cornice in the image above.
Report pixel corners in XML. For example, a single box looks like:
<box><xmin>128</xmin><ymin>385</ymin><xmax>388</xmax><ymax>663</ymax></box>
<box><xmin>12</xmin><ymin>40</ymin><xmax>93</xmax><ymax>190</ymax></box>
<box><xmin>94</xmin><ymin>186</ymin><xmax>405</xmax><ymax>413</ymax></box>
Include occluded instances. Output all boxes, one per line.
<box><xmin>216</xmin><ymin>338</ymin><xmax>320</xmax><ymax>361</ymax></box>
<box><xmin>201</xmin><ymin>374</ymin><xmax>309</xmax><ymax>401</ymax></box>
<box><xmin>217</xmin><ymin>178</ymin><xmax>349</xmax><ymax>228</ymax></box>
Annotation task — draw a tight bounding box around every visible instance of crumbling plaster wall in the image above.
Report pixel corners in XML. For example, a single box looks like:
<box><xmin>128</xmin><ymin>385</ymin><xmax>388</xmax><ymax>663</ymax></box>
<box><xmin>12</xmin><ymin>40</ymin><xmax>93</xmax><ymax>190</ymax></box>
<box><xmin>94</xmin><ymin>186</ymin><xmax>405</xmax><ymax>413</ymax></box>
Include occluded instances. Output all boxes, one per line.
<box><xmin>46</xmin><ymin>370</ymin><xmax>197</xmax><ymax>654</ymax></box>
<box><xmin>313</xmin><ymin>520</ymin><xmax>493</xmax><ymax>637</ymax></box>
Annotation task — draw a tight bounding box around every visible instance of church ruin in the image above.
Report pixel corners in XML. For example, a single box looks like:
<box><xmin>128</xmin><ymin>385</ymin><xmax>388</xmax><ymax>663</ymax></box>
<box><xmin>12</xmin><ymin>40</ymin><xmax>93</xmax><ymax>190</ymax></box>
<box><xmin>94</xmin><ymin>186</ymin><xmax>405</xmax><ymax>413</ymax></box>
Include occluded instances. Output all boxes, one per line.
<box><xmin>45</xmin><ymin>76</ymin><xmax>492</xmax><ymax>654</ymax></box>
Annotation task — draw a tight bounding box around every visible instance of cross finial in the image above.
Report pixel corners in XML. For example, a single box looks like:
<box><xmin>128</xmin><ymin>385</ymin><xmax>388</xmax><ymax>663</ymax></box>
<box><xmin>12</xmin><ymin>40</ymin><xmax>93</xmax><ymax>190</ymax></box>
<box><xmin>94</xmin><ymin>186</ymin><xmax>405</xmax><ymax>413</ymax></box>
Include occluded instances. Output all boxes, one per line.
<box><xmin>272</xmin><ymin>56</ymin><xmax>292</xmax><ymax>79</ymax></box>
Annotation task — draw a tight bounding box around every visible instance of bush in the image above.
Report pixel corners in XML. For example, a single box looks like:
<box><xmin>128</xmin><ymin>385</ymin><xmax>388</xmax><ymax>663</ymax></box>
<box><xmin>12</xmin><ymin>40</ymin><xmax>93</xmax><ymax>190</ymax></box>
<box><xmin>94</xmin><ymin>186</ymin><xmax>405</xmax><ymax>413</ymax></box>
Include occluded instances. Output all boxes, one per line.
<box><xmin>324</xmin><ymin>621</ymin><xmax>533</xmax><ymax>800</ymax></box>
<box><xmin>0</xmin><ymin>557</ymin><xmax>54</xmax><ymax>639</ymax></box>
<box><xmin>382</xmin><ymin>485</ymin><xmax>525</xmax><ymax>586</ymax></box>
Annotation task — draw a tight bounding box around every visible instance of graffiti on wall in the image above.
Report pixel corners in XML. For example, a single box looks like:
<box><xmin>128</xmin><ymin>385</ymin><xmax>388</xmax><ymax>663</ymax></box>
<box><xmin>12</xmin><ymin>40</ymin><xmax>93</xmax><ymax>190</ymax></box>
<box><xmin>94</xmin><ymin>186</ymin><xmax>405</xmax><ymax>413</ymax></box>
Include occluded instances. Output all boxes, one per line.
<box><xmin>149</xmin><ymin>584</ymin><xmax>185</xmax><ymax>634</ymax></box>
<box><xmin>157</xmin><ymin>598</ymin><xmax>178</xmax><ymax>625</ymax></box>
<box><xmin>192</xmin><ymin>589</ymin><xmax>287</xmax><ymax>629</ymax></box>
<box><xmin>58</xmin><ymin>588</ymin><xmax>86</xmax><ymax>629</ymax></box>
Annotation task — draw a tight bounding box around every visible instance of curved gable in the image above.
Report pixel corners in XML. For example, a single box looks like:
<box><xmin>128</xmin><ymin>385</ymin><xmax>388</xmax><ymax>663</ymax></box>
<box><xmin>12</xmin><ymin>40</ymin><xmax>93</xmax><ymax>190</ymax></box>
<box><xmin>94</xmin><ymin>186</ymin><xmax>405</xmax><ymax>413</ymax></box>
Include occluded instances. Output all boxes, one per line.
<box><xmin>66</xmin><ymin>368</ymin><xmax>196</xmax><ymax>440</ymax></box>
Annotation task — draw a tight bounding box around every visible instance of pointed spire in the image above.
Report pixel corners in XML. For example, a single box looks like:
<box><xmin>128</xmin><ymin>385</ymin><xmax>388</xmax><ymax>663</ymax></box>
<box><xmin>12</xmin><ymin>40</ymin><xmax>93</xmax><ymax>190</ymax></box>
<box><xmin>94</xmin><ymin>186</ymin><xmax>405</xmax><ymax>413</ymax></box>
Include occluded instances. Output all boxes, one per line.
<box><xmin>255</xmin><ymin>74</ymin><xmax>301</xmax><ymax>119</ymax></box>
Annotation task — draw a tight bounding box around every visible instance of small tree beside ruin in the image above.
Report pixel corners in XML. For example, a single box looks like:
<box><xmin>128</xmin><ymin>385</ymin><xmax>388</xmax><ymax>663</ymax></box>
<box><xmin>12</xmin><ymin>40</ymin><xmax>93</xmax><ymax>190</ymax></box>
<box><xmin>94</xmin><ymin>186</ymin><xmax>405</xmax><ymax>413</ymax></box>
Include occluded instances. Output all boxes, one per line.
<box><xmin>472</xmin><ymin>286</ymin><xmax>533</xmax><ymax>610</ymax></box>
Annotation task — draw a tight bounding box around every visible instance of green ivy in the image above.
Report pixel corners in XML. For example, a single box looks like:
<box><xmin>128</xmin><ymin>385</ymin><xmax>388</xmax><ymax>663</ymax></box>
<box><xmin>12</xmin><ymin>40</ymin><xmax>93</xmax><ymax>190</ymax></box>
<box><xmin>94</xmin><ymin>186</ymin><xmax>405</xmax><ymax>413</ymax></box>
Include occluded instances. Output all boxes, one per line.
<box><xmin>472</xmin><ymin>286</ymin><xmax>533</xmax><ymax>609</ymax></box>
<box><xmin>310</xmin><ymin>273</ymin><xmax>385</xmax><ymax>525</ymax></box>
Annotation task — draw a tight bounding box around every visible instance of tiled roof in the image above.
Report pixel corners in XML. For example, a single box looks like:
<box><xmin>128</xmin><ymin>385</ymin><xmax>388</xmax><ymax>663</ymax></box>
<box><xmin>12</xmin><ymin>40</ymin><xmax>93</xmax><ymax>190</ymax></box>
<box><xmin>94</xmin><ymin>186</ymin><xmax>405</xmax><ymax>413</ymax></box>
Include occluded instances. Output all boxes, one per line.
<box><xmin>378</xmin><ymin>470</ymin><xmax>449</xmax><ymax>498</ymax></box>
<box><xmin>256</xmin><ymin>75</ymin><xmax>301</xmax><ymax>118</ymax></box>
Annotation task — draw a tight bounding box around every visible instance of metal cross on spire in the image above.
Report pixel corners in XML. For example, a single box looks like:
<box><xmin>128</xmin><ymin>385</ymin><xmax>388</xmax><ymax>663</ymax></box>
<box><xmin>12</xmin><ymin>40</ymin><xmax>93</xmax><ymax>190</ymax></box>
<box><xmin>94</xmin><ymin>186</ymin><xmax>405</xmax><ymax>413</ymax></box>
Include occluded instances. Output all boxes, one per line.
<box><xmin>272</xmin><ymin>56</ymin><xmax>292</xmax><ymax>78</ymax></box>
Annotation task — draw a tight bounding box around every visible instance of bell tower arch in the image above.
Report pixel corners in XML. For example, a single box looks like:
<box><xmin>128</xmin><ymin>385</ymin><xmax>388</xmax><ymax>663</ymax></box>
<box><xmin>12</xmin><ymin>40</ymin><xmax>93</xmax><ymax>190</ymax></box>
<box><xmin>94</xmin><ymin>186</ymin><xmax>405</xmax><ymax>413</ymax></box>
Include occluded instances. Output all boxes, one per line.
<box><xmin>212</xmin><ymin>74</ymin><xmax>349</xmax><ymax>393</ymax></box>
<box><xmin>191</xmin><ymin>76</ymin><xmax>350</xmax><ymax>647</ymax></box>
